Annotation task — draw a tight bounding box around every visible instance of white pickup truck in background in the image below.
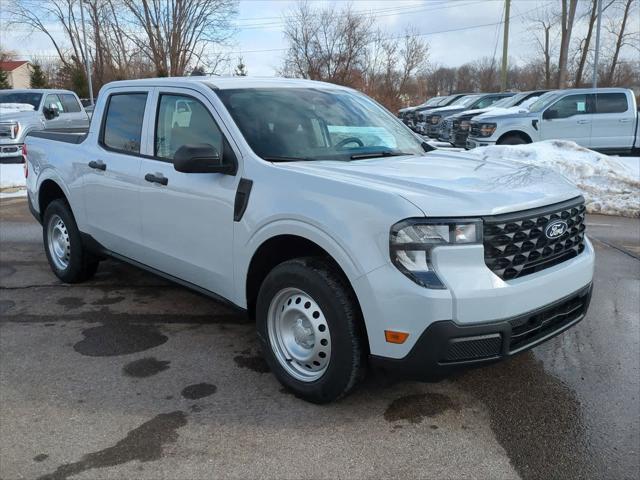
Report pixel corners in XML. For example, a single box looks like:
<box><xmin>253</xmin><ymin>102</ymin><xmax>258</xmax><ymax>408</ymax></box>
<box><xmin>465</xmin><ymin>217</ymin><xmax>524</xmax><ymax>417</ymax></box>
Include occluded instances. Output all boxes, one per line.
<box><xmin>466</xmin><ymin>87</ymin><xmax>640</xmax><ymax>154</ymax></box>
<box><xmin>24</xmin><ymin>77</ymin><xmax>594</xmax><ymax>403</ymax></box>
<box><xmin>0</xmin><ymin>89</ymin><xmax>90</xmax><ymax>161</ymax></box>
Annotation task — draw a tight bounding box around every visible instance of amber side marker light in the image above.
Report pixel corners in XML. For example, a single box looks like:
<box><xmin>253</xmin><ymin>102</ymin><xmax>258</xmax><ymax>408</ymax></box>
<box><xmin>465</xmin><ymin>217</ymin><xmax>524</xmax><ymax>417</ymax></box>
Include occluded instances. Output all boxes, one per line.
<box><xmin>384</xmin><ymin>330</ymin><xmax>409</xmax><ymax>344</ymax></box>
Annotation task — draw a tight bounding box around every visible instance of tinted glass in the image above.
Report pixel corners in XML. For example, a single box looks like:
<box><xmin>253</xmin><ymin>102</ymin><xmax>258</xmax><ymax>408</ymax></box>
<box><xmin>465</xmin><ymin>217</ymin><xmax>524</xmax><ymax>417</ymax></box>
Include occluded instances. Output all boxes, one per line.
<box><xmin>594</xmin><ymin>93</ymin><xmax>628</xmax><ymax>114</ymax></box>
<box><xmin>473</xmin><ymin>96</ymin><xmax>508</xmax><ymax>109</ymax></box>
<box><xmin>155</xmin><ymin>94</ymin><xmax>223</xmax><ymax>159</ymax></box>
<box><xmin>44</xmin><ymin>94</ymin><xmax>64</xmax><ymax>112</ymax></box>
<box><xmin>60</xmin><ymin>94</ymin><xmax>81</xmax><ymax>112</ymax></box>
<box><xmin>216</xmin><ymin>88</ymin><xmax>425</xmax><ymax>162</ymax></box>
<box><xmin>548</xmin><ymin>94</ymin><xmax>589</xmax><ymax>118</ymax></box>
<box><xmin>102</xmin><ymin>93</ymin><xmax>147</xmax><ymax>153</ymax></box>
<box><xmin>528</xmin><ymin>91</ymin><xmax>563</xmax><ymax>112</ymax></box>
<box><xmin>0</xmin><ymin>92</ymin><xmax>42</xmax><ymax>109</ymax></box>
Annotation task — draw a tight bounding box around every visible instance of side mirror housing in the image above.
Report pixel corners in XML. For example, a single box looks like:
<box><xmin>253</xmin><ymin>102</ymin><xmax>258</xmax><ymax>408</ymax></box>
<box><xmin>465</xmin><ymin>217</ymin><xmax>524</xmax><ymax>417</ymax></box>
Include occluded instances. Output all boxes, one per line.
<box><xmin>543</xmin><ymin>109</ymin><xmax>558</xmax><ymax>120</ymax></box>
<box><xmin>43</xmin><ymin>106</ymin><xmax>59</xmax><ymax>119</ymax></box>
<box><xmin>173</xmin><ymin>143</ymin><xmax>236</xmax><ymax>175</ymax></box>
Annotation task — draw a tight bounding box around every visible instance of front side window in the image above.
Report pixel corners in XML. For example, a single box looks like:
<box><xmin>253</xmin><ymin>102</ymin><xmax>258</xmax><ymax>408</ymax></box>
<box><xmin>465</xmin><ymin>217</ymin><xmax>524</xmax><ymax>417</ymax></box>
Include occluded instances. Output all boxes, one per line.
<box><xmin>547</xmin><ymin>94</ymin><xmax>590</xmax><ymax>119</ymax></box>
<box><xmin>216</xmin><ymin>88</ymin><xmax>426</xmax><ymax>162</ymax></box>
<box><xmin>59</xmin><ymin>94</ymin><xmax>82</xmax><ymax>113</ymax></box>
<box><xmin>155</xmin><ymin>94</ymin><xmax>223</xmax><ymax>160</ymax></box>
<box><xmin>594</xmin><ymin>93</ymin><xmax>628</xmax><ymax>114</ymax></box>
<box><xmin>44</xmin><ymin>94</ymin><xmax>65</xmax><ymax>113</ymax></box>
<box><xmin>102</xmin><ymin>93</ymin><xmax>147</xmax><ymax>153</ymax></box>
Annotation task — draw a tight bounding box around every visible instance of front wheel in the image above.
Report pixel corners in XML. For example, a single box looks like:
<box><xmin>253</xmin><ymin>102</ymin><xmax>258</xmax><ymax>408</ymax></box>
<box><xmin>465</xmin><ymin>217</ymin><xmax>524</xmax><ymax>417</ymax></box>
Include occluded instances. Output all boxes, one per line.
<box><xmin>256</xmin><ymin>257</ymin><xmax>366</xmax><ymax>403</ymax></box>
<box><xmin>498</xmin><ymin>134</ymin><xmax>528</xmax><ymax>145</ymax></box>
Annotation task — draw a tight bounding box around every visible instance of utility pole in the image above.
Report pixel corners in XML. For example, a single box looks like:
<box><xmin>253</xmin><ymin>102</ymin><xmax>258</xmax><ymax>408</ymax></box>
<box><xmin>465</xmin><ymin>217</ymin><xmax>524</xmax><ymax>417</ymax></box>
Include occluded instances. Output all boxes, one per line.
<box><xmin>500</xmin><ymin>0</ymin><xmax>511</xmax><ymax>91</ymax></box>
<box><xmin>592</xmin><ymin>0</ymin><xmax>603</xmax><ymax>87</ymax></box>
<box><xmin>79</xmin><ymin>0</ymin><xmax>94</xmax><ymax>106</ymax></box>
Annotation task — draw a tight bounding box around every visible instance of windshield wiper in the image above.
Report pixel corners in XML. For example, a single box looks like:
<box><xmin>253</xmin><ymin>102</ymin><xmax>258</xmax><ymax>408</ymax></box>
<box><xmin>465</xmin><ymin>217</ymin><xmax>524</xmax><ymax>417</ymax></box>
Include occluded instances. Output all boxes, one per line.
<box><xmin>350</xmin><ymin>151</ymin><xmax>413</xmax><ymax>160</ymax></box>
<box><xmin>262</xmin><ymin>155</ymin><xmax>312</xmax><ymax>162</ymax></box>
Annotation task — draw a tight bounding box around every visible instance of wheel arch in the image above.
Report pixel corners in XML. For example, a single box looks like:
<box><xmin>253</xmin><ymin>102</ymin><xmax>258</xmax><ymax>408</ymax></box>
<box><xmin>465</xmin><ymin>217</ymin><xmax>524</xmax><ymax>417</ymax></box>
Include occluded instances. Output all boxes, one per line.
<box><xmin>38</xmin><ymin>178</ymin><xmax>70</xmax><ymax>220</ymax></box>
<box><xmin>497</xmin><ymin>130</ymin><xmax>533</xmax><ymax>144</ymax></box>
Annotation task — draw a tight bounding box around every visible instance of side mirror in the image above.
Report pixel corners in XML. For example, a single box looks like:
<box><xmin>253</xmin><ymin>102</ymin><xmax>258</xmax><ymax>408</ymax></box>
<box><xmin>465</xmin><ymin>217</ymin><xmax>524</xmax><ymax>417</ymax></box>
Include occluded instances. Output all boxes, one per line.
<box><xmin>173</xmin><ymin>143</ymin><xmax>235</xmax><ymax>175</ymax></box>
<box><xmin>43</xmin><ymin>106</ymin><xmax>59</xmax><ymax>119</ymax></box>
<box><xmin>543</xmin><ymin>109</ymin><xmax>558</xmax><ymax>120</ymax></box>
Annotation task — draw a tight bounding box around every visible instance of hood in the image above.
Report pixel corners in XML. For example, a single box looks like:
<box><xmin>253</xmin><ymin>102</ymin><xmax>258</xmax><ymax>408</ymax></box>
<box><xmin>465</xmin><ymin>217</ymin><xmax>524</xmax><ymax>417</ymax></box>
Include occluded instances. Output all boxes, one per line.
<box><xmin>450</xmin><ymin>108</ymin><xmax>491</xmax><ymax>120</ymax></box>
<box><xmin>0</xmin><ymin>109</ymin><xmax>42</xmax><ymax>123</ymax></box>
<box><xmin>428</xmin><ymin>104</ymin><xmax>465</xmax><ymax>114</ymax></box>
<box><xmin>474</xmin><ymin>108</ymin><xmax>534</xmax><ymax>121</ymax></box>
<box><xmin>278</xmin><ymin>151</ymin><xmax>580</xmax><ymax>217</ymax></box>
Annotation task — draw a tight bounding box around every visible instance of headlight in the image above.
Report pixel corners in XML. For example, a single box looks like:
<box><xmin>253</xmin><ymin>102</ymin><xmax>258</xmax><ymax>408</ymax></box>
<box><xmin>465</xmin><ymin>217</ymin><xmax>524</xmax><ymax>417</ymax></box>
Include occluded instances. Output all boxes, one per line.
<box><xmin>478</xmin><ymin>123</ymin><xmax>497</xmax><ymax>137</ymax></box>
<box><xmin>430</xmin><ymin>115</ymin><xmax>441</xmax><ymax>125</ymax></box>
<box><xmin>390</xmin><ymin>219</ymin><xmax>482</xmax><ymax>289</ymax></box>
<box><xmin>460</xmin><ymin>120</ymin><xmax>470</xmax><ymax>131</ymax></box>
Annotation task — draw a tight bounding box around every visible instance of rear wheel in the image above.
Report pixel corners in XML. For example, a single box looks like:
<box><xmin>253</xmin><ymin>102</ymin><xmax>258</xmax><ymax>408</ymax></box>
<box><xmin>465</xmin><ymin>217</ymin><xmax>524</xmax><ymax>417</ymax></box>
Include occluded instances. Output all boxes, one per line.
<box><xmin>256</xmin><ymin>257</ymin><xmax>366</xmax><ymax>403</ymax></box>
<box><xmin>498</xmin><ymin>134</ymin><xmax>528</xmax><ymax>145</ymax></box>
<box><xmin>43</xmin><ymin>199</ymin><xmax>99</xmax><ymax>283</ymax></box>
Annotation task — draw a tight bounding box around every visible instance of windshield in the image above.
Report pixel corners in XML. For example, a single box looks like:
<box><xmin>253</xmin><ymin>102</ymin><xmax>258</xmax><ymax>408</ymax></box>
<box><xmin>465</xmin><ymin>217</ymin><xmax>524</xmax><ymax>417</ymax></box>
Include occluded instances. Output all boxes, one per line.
<box><xmin>0</xmin><ymin>92</ymin><xmax>42</xmax><ymax>109</ymax></box>
<box><xmin>493</xmin><ymin>93</ymin><xmax>526</xmax><ymax>108</ymax></box>
<box><xmin>425</xmin><ymin>96</ymin><xmax>443</xmax><ymax>106</ymax></box>
<box><xmin>528</xmin><ymin>91</ymin><xmax>562</xmax><ymax>112</ymax></box>
<box><xmin>216</xmin><ymin>88</ymin><xmax>426</xmax><ymax>162</ymax></box>
<box><xmin>454</xmin><ymin>95</ymin><xmax>482</xmax><ymax>107</ymax></box>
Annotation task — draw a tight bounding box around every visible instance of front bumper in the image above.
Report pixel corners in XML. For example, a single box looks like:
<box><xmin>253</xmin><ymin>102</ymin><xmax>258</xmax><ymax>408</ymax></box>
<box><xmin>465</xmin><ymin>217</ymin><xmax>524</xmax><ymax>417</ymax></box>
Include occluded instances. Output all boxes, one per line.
<box><xmin>425</xmin><ymin>124</ymin><xmax>441</xmax><ymax>138</ymax></box>
<box><xmin>466</xmin><ymin>138</ymin><xmax>495</xmax><ymax>149</ymax></box>
<box><xmin>371</xmin><ymin>283</ymin><xmax>592</xmax><ymax>379</ymax></box>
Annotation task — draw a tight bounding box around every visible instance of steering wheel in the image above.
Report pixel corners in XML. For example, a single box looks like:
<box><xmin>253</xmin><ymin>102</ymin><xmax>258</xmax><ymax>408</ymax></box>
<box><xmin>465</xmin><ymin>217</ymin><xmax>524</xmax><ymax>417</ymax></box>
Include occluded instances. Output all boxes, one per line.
<box><xmin>335</xmin><ymin>137</ymin><xmax>364</xmax><ymax>149</ymax></box>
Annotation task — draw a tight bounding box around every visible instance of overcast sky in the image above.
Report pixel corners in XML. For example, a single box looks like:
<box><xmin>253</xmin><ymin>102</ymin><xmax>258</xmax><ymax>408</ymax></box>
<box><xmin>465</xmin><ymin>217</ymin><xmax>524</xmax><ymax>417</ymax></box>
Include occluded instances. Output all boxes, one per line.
<box><xmin>0</xmin><ymin>0</ymin><xmax>605</xmax><ymax>76</ymax></box>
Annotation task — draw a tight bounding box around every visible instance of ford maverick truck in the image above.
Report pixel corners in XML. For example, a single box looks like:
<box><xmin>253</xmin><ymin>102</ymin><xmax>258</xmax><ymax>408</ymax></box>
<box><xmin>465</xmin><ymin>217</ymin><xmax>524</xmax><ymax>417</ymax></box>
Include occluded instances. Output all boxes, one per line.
<box><xmin>25</xmin><ymin>77</ymin><xmax>594</xmax><ymax>403</ymax></box>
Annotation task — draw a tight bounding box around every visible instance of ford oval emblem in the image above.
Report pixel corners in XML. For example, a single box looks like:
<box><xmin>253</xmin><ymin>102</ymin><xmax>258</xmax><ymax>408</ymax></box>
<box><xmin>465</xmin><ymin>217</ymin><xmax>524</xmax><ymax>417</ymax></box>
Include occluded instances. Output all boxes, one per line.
<box><xmin>545</xmin><ymin>220</ymin><xmax>568</xmax><ymax>239</ymax></box>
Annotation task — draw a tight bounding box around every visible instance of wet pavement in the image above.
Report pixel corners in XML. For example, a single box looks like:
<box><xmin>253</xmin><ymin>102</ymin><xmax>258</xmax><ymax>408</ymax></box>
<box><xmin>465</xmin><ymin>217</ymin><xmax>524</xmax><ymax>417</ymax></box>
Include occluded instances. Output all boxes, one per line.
<box><xmin>1</xmin><ymin>197</ymin><xmax>638</xmax><ymax>480</ymax></box>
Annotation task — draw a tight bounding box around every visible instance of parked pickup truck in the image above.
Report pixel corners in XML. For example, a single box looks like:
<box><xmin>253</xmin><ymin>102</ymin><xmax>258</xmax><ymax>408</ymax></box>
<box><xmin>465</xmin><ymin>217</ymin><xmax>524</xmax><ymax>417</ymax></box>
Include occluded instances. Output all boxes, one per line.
<box><xmin>419</xmin><ymin>93</ymin><xmax>514</xmax><ymax>137</ymax></box>
<box><xmin>439</xmin><ymin>90</ymin><xmax>548</xmax><ymax>148</ymax></box>
<box><xmin>25</xmin><ymin>77</ymin><xmax>594</xmax><ymax>403</ymax></box>
<box><xmin>406</xmin><ymin>93</ymin><xmax>469</xmax><ymax>131</ymax></box>
<box><xmin>398</xmin><ymin>96</ymin><xmax>445</xmax><ymax>126</ymax></box>
<box><xmin>466</xmin><ymin>87</ymin><xmax>640</xmax><ymax>153</ymax></box>
<box><xmin>0</xmin><ymin>89</ymin><xmax>90</xmax><ymax>160</ymax></box>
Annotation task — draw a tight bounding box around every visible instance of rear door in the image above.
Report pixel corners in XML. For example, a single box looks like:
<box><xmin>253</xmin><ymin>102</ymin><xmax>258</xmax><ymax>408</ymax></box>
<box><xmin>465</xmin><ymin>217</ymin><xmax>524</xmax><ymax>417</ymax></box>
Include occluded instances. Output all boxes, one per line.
<box><xmin>137</xmin><ymin>87</ymin><xmax>239</xmax><ymax>299</ymax></box>
<box><xmin>82</xmin><ymin>88</ymin><xmax>152</xmax><ymax>258</ymax></box>
<box><xmin>59</xmin><ymin>93</ymin><xmax>90</xmax><ymax>131</ymax></box>
<box><xmin>539</xmin><ymin>93</ymin><xmax>593</xmax><ymax>146</ymax></box>
<box><xmin>590</xmin><ymin>92</ymin><xmax>635</xmax><ymax>150</ymax></box>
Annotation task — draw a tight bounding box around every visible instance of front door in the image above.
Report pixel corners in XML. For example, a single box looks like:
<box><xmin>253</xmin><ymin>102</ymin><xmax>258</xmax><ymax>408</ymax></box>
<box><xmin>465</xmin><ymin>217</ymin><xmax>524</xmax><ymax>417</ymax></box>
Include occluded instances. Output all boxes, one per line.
<box><xmin>137</xmin><ymin>88</ymin><xmax>239</xmax><ymax>300</ymax></box>
<box><xmin>82</xmin><ymin>89</ymin><xmax>152</xmax><ymax>259</ymax></box>
<box><xmin>539</xmin><ymin>93</ymin><xmax>593</xmax><ymax>147</ymax></box>
<box><xmin>59</xmin><ymin>93</ymin><xmax>90</xmax><ymax>131</ymax></box>
<box><xmin>42</xmin><ymin>94</ymin><xmax>69</xmax><ymax>132</ymax></box>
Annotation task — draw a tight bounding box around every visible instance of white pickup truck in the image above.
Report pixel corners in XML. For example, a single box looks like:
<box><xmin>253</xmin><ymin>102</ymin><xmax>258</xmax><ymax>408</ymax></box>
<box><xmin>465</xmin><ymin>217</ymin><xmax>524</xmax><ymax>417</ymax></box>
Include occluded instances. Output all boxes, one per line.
<box><xmin>25</xmin><ymin>77</ymin><xmax>594</xmax><ymax>403</ymax></box>
<box><xmin>466</xmin><ymin>87</ymin><xmax>640</xmax><ymax>154</ymax></box>
<box><xmin>0</xmin><ymin>89</ymin><xmax>90</xmax><ymax>160</ymax></box>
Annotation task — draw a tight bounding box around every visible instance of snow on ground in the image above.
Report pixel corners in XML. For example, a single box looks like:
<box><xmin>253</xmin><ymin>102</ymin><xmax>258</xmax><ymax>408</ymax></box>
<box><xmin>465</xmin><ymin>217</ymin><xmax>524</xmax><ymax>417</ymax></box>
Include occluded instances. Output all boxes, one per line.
<box><xmin>473</xmin><ymin>140</ymin><xmax>640</xmax><ymax>217</ymax></box>
<box><xmin>0</xmin><ymin>163</ymin><xmax>25</xmax><ymax>189</ymax></box>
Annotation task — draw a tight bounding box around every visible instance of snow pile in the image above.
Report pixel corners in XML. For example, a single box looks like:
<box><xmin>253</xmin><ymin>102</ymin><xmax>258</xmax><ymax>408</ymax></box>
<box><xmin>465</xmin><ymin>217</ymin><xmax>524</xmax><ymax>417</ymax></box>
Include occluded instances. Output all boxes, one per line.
<box><xmin>0</xmin><ymin>164</ymin><xmax>25</xmax><ymax>189</ymax></box>
<box><xmin>475</xmin><ymin>140</ymin><xmax>640</xmax><ymax>217</ymax></box>
<box><xmin>0</xmin><ymin>103</ymin><xmax>35</xmax><ymax>113</ymax></box>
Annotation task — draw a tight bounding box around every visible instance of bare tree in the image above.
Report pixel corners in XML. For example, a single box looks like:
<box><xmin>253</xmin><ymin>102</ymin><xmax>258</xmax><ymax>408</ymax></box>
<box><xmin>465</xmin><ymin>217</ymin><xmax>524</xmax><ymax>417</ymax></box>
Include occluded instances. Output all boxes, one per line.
<box><xmin>557</xmin><ymin>0</ymin><xmax>579</xmax><ymax>88</ymax></box>
<box><xmin>602</xmin><ymin>0</ymin><xmax>637</xmax><ymax>85</ymax></box>
<box><xmin>527</xmin><ymin>7</ymin><xmax>557</xmax><ymax>88</ymax></box>
<box><xmin>574</xmin><ymin>0</ymin><xmax>616</xmax><ymax>86</ymax></box>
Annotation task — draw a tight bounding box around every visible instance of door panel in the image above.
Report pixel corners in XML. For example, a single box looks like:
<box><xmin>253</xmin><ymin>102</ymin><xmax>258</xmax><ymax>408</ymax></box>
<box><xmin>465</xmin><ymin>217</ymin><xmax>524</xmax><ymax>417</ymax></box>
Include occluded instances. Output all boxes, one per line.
<box><xmin>590</xmin><ymin>93</ymin><xmax>635</xmax><ymax>150</ymax></box>
<box><xmin>42</xmin><ymin>94</ymin><xmax>68</xmax><ymax>132</ymax></box>
<box><xmin>539</xmin><ymin>94</ymin><xmax>593</xmax><ymax>147</ymax></box>
<box><xmin>137</xmin><ymin>89</ymin><xmax>238</xmax><ymax>299</ymax></box>
<box><xmin>82</xmin><ymin>91</ymin><xmax>151</xmax><ymax>258</ymax></box>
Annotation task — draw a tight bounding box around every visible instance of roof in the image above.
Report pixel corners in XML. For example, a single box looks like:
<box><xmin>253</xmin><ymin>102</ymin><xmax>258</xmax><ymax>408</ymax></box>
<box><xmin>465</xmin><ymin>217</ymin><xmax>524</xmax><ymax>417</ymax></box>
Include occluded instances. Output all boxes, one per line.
<box><xmin>104</xmin><ymin>76</ymin><xmax>353</xmax><ymax>91</ymax></box>
<box><xmin>1</xmin><ymin>88</ymin><xmax>75</xmax><ymax>95</ymax></box>
<box><xmin>0</xmin><ymin>60</ymin><xmax>30</xmax><ymax>71</ymax></box>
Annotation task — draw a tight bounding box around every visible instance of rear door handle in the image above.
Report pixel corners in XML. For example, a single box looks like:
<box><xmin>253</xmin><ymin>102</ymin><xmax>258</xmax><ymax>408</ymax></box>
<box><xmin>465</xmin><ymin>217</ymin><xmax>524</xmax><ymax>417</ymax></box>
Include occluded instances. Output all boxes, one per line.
<box><xmin>577</xmin><ymin>119</ymin><xmax>590</xmax><ymax>124</ymax></box>
<box><xmin>88</xmin><ymin>160</ymin><xmax>106</xmax><ymax>171</ymax></box>
<box><xmin>144</xmin><ymin>173</ymin><xmax>168</xmax><ymax>186</ymax></box>
<box><xmin>619</xmin><ymin>118</ymin><xmax>632</xmax><ymax>123</ymax></box>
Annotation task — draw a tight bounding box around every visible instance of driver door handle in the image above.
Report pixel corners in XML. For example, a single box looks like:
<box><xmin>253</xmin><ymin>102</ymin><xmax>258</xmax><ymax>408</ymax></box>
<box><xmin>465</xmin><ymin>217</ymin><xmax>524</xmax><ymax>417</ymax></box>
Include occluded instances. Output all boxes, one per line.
<box><xmin>577</xmin><ymin>119</ymin><xmax>590</xmax><ymax>124</ymax></box>
<box><xmin>88</xmin><ymin>160</ymin><xmax>106</xmax><ymax>171</ymax></box>
<box><xmin>145</xmin><ymin>173</ymin><xmax>168</xmax><ymax>186</ymax></box>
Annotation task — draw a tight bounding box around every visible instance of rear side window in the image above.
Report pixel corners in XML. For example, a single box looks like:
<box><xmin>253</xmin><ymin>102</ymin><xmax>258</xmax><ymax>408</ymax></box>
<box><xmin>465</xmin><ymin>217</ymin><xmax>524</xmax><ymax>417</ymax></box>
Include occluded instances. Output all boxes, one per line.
<box><xmin>594</xmin><ymin>93</ymin><xmax>628</xmax><ymax>114</ymax></box>
<box><xmin>59</xmin><ymin>94</ymin><xmax>82</xmax><ymax>113</ymax></box>
<box><xmin>102</xmin><ymin>93</ymin><xmax>147</xmax><ymax>154</ymax></box>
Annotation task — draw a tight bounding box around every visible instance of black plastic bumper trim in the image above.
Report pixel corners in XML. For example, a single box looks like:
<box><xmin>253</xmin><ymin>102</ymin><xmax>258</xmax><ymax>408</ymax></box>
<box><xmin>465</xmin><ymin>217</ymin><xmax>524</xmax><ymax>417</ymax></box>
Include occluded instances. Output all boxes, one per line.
<box><xmin>370</xmin><ymin>283</ymin><xmax>593</xmax><ymax>380</ymax></box>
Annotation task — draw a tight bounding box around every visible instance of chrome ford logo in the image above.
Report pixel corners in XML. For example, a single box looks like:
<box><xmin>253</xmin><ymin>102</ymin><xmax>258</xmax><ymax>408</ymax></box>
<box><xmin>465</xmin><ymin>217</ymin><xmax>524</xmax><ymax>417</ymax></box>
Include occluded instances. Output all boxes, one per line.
<box><xmin>545</xmin><ymin>220</ymin><xmax>568</xmax><ymax>239</ymax></box>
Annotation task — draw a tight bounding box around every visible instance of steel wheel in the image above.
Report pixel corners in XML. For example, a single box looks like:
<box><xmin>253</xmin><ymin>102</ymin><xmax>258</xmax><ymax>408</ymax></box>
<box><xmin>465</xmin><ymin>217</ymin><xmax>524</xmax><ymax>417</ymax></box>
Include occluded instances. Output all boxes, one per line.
<box><xmin>267</xmin><ymin>287</ymin><xmax>332</xmax><ymax>382</ymax></box>
<box><xmin>46</xmin><ymin>214</ymin><xmax>70</xmax><ymax>271</ymax></box>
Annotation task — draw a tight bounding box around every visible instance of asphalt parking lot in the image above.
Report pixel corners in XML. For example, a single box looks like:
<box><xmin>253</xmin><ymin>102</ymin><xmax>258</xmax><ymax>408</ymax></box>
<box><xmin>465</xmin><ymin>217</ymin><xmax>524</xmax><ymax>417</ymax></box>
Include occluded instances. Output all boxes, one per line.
<box><xmin>1</xmin><ymin>197</ymin><xmax>638</xmax><ymax>480</ymax></box>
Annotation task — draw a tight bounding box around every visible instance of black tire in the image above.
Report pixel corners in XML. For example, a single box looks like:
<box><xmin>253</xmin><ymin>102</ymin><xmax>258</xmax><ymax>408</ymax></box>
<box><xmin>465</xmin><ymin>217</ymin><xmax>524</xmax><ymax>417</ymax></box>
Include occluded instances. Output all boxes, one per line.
<box><xmin>42</xmin><ymin>199</ymin><xmax>99</xmax><ymax>283</ymax></box>
<box><xmin>498</xmin><ymin>134</ymin><xmax>528</xmax><ymax>145</ymax></box>
<box><xmin>256</xmin><ymin>257</ymin><xmax>366</xmax><ymax>403</ymax></box>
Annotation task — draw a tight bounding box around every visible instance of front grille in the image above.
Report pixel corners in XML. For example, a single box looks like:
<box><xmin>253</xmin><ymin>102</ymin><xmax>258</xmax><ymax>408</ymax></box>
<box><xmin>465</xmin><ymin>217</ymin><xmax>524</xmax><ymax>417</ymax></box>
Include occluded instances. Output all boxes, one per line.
<box><xmin>508</xmin><ymin>286</ymin><xmax>590</xmax><ymax>352</ymax></box>
<box><xmin>483</xmin><ymin>197</ymin><xmax>586</xmax><ymax>280</ymax></box>
<box><xmin>0</xmin><ymin>124</ymin><xmax>13</xmax><ymax>138</ymax></box>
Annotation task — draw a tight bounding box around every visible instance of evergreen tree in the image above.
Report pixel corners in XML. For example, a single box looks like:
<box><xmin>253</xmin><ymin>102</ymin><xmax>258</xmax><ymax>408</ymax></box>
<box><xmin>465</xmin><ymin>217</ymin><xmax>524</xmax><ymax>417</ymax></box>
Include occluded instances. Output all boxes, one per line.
<box><xmin>30</xmin><ymin>63</ymin><xmax>49</xmax><ymax>88</ymax></box>
<box><xmin>234</xmin><ymin>57</ymin><xmax>248</xmax><ymax>76</ymax></box>
<box><xmin>0</xmin><ymin>68</ymin><xmax>11</xmax><ymax>89</ymax></box>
